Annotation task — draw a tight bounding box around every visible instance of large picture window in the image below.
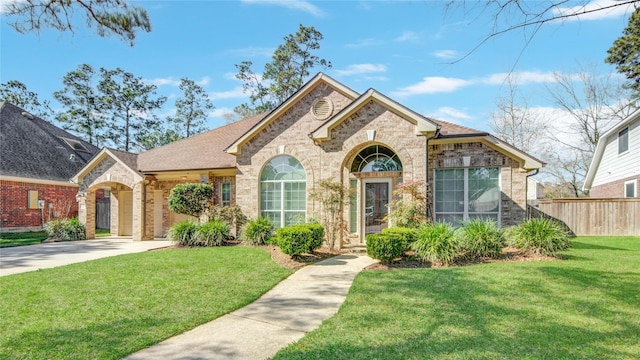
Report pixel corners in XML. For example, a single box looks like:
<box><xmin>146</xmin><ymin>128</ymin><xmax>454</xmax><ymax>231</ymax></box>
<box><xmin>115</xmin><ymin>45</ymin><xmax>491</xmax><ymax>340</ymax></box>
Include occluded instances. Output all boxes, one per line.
<box><xmin>435</xmin><ymin>167</ymin><xmax>500</xmax><ymax>225</ymax></box>
<box><xmin>260</xmin><ymin>156</ymin><xmax>306</xmax><ymax>228</ymax></box>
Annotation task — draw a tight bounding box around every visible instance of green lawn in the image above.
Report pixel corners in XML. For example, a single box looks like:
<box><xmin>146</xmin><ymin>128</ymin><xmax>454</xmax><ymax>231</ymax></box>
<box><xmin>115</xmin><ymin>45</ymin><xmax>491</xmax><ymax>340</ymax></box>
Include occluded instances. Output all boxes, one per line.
<box><xmin>273</xmin><ymin>236</ymin><xmax>640</xmax><ymax>360</ymax></box>
<box><xmin>0</xmin><ymin>246</ymin><xmax>292</xmax><ymax>360</ymax></box>
<box><xmin>0</xmin><ymin>231</ymin><xmax>47</xmax><ymax>248</ymax></box>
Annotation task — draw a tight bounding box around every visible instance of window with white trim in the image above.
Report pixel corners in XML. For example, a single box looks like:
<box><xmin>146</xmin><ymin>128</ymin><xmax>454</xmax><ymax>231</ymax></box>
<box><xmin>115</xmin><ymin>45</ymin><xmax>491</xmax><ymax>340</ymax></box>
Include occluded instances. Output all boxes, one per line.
<box><xmin>619</xmin><ymin>127</ymin><xmax>629</xmax><ymax>154</ymax></box>
<box><xmin>260</xmin><ymin>156</ymin><xmax>306</xmax><ymax>228</ymax></box>
<box><xmin>434</xmin><ymin>167</ymin><xmax>501</xmax><ymax>225</ymax></box>
<box><xmin>625</xmin><ymin>180</ymin><xmax>637</xmax><ymax>198</ymax></box>
<box><xmin>221</xmin><ymin>183</ymin><xmax>231</xmax><ymax>207</ymax></box>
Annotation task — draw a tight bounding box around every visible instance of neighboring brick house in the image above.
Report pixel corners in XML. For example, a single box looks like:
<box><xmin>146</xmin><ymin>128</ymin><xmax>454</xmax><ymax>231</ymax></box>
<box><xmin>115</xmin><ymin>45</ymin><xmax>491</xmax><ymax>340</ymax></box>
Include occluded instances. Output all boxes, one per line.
<box><xmin>0</xmin><ymin>102</ymin><xmax>99</xmax><ymax>232</ymax></box>
<box><xmin>73</xmin><ymin>74</ymin><xmax>543</xmax><ymax>247</ymax></box>
<box><xmin>583</xmin><ymin>108</ymin><xmax>640</xmax><ymax>198</ymax></box>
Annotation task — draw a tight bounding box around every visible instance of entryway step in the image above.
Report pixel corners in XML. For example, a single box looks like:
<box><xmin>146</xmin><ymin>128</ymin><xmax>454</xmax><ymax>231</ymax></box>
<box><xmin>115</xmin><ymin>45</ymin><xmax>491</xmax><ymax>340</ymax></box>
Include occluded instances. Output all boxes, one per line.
<box><xmin>342</xmin><ymin>245</ymin><xmax>367</xmax><ymax>253</ymax></box>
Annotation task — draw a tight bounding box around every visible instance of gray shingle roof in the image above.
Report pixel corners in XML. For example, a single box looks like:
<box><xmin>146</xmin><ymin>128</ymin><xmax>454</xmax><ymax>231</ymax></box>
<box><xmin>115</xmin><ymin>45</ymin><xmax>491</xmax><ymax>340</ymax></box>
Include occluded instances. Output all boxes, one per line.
<box><xmin>0</xmin><ymin>102</ymin><xmax>99</xmax><ymax>182</ymax></box>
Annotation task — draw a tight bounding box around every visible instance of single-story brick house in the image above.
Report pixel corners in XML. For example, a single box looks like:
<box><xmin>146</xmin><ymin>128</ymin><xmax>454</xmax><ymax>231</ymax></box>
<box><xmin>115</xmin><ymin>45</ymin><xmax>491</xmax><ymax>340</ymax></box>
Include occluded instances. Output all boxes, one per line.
<box><xmin>73</xmin><ymin>74</ymin><xmax>543</xmax><ymax>247</ymax></box>
<box><xmin>0</xmin><ymin>102</ymin><xmax>99</xmax><ymax>232</ymax></box>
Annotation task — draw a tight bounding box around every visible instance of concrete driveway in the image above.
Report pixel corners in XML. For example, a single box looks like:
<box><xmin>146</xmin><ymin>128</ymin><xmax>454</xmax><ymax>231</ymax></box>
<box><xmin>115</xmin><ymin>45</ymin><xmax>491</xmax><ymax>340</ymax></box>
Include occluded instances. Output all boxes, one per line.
<box><xmin>0</xmin><ymin>237</ymin><xmax>173</xmax><ymax>276</ymax></box>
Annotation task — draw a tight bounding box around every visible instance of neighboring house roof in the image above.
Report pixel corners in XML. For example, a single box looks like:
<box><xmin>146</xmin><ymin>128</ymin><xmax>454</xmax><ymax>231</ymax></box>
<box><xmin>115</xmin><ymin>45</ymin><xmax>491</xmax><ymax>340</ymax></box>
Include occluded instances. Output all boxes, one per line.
<box><xmin>138</xmin><ymin>112</ymin><xmax>265</xmax><ymax>172</ymax></box>
<box><xmin>0</xmin><ymin>102</ymin><xmax>99</xmax><ymax>182</ymax></box>
<box><xmin>226</xmin><ymin>73</ymin><xmax>360</xmax><ymax>155</ymax></box>
<box><xmin>310</xmin><ymin>88</ymin><xmax>439</xmax><ymax>141</ymax></box>
<box><xmin>583</xmin><ymin>108</ymin><xmax>640</xmax><ymax>191</ymax></box>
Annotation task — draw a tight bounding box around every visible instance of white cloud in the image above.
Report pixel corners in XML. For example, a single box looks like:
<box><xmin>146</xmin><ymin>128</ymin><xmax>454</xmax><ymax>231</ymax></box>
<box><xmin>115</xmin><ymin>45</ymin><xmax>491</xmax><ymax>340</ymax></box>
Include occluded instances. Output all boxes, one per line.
<box><xmin>145</xmin><ymin>76</ymin><xmax>211</xmax><ymax>88</ymax></box>
<box><xmin>240</xmin><ymin>0</ymin><xmax>324</xmax><ymax>17</ymax></box>
<box><xmin>395</xmin><ymin>31</ymin><xmax>419</xmax><ymax>42</ymax></box>
<box><xmin>434</xmin><ymin>107</ymin><xmax>474</xmax><ymax>121</ymax></box>
<box><xmin>227</xmin><ymin>46</ymin><xmax>274</xmax><ymax>58</ymax></box>
<box><xmin>209</xmin><ymin>87</ymin><xmax>247</xmax><ymax>100</ymax></box>
<box><xmin>432</xmin><ymin>50</ymin><xmax>458</xmax><ymax>59</ymax></box>
<box><xmin>333</xmin><ymin>64</ymin><xmax>387</xmax><ymax>77</ymax></box>
<box><xmin>552</xmin><ymin>0</ymin><xmax>634</xmax><ymax>21</ymax></box>
<box><xmin>392</xmin><ymin>76</ymin><xmax>470</xmax><ymax>97</ymax></box>
<box><xmin>481</xmin><ymin>71</ymin><xmax>557</xmax><ymax>85</ymax></box>
<box><xmin>345</xmin><ymin>38</ymin><xmax>385</xmax><ymax>48</ymax></box>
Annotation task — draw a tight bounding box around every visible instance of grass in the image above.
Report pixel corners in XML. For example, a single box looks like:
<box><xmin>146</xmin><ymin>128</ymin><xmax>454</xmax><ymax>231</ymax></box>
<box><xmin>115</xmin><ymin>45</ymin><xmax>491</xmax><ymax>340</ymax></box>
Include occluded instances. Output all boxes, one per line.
<box><xmin>95</xmin><ymin>228</ymin><xmax>111</xmax><ymax>237</ymax></box>
<box><xmin>0</xmin><ymin>231</ymin><xmax>47</xmax><ymax>248</ymax></box>
<box><xmin>0</xmin><ymin>246</ymin><xmax>292</xmax><ymax>360</ymax></box>
<box><xmin>273</xmin><ymin>236</ymin><xmax>640</xmax><ymax>360</ymax></box>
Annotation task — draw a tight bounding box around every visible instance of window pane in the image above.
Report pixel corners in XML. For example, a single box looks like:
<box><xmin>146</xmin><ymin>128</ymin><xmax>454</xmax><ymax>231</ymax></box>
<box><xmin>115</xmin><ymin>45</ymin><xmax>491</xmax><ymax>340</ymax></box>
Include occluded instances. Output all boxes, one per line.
<box><xmin>349</xmin><ymin>179</ymin><xmax>357</xmax><ymax>233</ymax></box>
<box><xmin>435</xmin><ymin>169</ymin><xmax>464</xmax><ymax>214</ymax></box>
<box><xmin>285</xmin><ymin>211</ymin><xmax>306</xmax><ymax>226</ymax></box>
<box><xmin>468</xmin><ymin>168</ymin><xmax>500</xmax><ymax>214</ymax></box>
<box><xmin>436</xmin><ymin>214</ymin><xmax>464</xmax><ymax>227</ymax></box>
<box><xmin>619</xmin><ymin>128</ymin><xmax>629</xmax><ymax>153</ymax></box>
<box><xmin>625</xmin><ymin>181</ymin><xmax>636</xmax><ymax>198</ymax></box>
<box><xmin>260</xmin><ymin>155</ymin><xmax>307</xmax><ymax>228</ymax></box>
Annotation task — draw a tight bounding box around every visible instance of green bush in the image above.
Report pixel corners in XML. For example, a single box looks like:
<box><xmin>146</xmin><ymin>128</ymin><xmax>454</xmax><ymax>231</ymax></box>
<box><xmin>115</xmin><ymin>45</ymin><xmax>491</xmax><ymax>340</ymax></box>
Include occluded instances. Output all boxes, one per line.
<box><xmin>276</xmin><ymin>224</ymin><xmax>323</xmax><ymax>256</ymax></box>
<box><xmin>412</xmin><ymin>223</ymin><xmax>458</xmax><ymax>266</ymax></box>
<box><xmin>506</xmin><ymin>218</ymin><xmax>571</xmax><ymax>256</ymax></box>
<box><xmin>305</xmin><ymin>223</ymin><xmax>325</xmax><ymax>250</ymax></box>
<box><xmin>366</xmin><ymin>233</ymin><xmax>405</xmax><ymax>263</ymax></box>
<box><xmin>168</xmin><ymin>183</ymin><xmax>213</xmax><ymax>219</ymax></box>
<box><xmin>167</xmin><ymin>220</ymin><xmax>199</xmax><ymax>246</ymax></box>
<box><xmin>45</xmin><ymin>217</ymin><xmax>86</xmax><ymax>241</ymax></box>
<box><xmin>382</xmin><ymin>227</ymin><xmax>418</xmax><ymax>251</ymax></box>
<box><xmin>194</xmin><ymin>220</ymin><xmax>231</xmax><ymax>246</ymax></box>
<box><xmin>456</xmin><ymin>219</ymin><xmax>504</xmax><ymax>258</ymax></box>
<box><xmin>242</xmin><ymin>217</ymin><xmax>274</xmax><ymax>245</ymax></box>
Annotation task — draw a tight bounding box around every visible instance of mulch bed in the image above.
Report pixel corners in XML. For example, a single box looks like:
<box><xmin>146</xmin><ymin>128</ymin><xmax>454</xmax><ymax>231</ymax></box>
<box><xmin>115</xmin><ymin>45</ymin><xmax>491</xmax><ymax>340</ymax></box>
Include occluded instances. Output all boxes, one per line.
<box><xmin>365</xmin><ymin>247</ymin><xmax>559</xmax><ymax>270</ymax></box>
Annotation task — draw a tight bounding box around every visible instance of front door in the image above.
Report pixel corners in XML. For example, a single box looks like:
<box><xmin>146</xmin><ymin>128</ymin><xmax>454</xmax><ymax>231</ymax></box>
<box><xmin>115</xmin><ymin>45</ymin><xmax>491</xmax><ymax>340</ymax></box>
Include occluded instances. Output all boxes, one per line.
<box><xmin>363</xmin><ymin>179</ymin><xmax>391</xmax><ymax>237</ymax></box>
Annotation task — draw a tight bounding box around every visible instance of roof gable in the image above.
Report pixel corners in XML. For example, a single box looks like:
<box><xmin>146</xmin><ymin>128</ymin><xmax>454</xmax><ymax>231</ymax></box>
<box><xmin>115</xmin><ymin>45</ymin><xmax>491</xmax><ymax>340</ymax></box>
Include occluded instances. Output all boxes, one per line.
<box><xmin>0</xmin><ymin>102</ymin><xmax>99</xmax><ymax>182</ymax></box>
<box><xmin>226</xmin><ymin>73</ymin><xmax>359</xmax><ymax>155</ymax></box>
<box><xmin>583</xmin><ymin>108</ymin><xmax>640</xmax><ymax>191</ymax></box>
<box><xmin>72</xmin><ymin>148</ymin><xmax>142</xmax><ymax>184</ymax></box>
<box><xmin>310</xmin><ymin>88</ymin><xmax>439</xmax><ymax>141</ymax></box>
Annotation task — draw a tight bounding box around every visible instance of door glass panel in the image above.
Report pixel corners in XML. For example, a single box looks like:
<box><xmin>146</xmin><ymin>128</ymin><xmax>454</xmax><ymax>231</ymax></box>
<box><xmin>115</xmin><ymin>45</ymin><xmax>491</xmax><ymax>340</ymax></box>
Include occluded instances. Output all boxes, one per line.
<box><xmin>365</xmin><ymin>182</ymin><xmax>389</xmax><ymax>235</ymax></box>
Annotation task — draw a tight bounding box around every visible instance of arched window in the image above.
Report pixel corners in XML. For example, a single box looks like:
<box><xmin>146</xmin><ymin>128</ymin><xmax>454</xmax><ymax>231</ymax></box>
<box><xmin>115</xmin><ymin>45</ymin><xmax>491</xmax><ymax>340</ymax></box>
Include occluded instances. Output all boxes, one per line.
<box><xmin>260</xmin><ymin>156</ymin><xmax>306</xmax><ymax>228</ymax></box>
<box><xmin>351</xmin><ymin>144</ymin><xmax>402</xmax><ymax>173</ymax></box>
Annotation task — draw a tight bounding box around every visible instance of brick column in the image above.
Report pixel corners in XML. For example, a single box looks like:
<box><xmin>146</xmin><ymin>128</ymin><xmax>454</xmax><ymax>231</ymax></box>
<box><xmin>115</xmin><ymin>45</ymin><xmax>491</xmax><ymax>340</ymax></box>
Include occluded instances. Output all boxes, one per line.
<box><xmin>132</xmin><ymin>182</ymin><xmax>145</xmax><ymax>241</ymax></box>
<box><xmin>85</xmin><ymin>191</ymin><xmax>96</xmax><ymax>239</ymax></box>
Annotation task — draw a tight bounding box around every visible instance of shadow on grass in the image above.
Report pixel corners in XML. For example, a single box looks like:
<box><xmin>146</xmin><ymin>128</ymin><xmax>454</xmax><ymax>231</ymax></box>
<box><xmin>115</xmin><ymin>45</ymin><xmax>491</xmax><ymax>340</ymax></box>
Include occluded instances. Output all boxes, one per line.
<box><xmin>274</xmin><ymin>255</ymin><xmax>640</xmax><ymax>359</ymax></box>
<box><xmin>571</xmin><ymin>241</ymin><xmax>628</xmax><ymax>251</ymax></box>
<box><xmin>1</xmin><ymin>316</ymin><xmax>174</xmax><ymax>360</ymax></box>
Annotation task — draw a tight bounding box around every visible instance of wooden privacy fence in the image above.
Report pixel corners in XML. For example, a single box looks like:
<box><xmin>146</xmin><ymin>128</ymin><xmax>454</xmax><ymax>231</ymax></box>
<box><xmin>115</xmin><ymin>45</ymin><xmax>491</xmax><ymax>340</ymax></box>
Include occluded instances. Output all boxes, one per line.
<box><xmin>530</xmin><ymin>198</ymin><xmax>639</xmax><ymax>236</ymax></box>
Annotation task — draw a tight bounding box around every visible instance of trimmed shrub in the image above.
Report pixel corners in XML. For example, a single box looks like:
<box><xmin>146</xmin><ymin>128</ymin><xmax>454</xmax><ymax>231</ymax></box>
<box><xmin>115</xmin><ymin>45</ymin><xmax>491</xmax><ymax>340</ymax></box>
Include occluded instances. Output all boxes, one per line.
<box><xmin>168</xmin><ymin>183</ymin><xmax>213</xmax><ymax>219</ymax></box>
<box><xmin>506</xmin><ymin>218</ymin><xmax>571</xmax><ymax>256</ymax></box>
<box><xmin>276</xmin><ymin>224</ymin><xmax>324</xmax><ymax>256</ymax></box>
<box><xmin>194</xmin><ymin>220</ymin><xmax>231</xmax><ymax>246</ymax></box>
<box><xmin>167</xmin><ymin>220</ymin><xmax>199</xmax><ymax>246</ymax></box>
<box><xmin>45</xmin><ymin>217</ymin><xmax>86</xmax><ymax>241</ymax></box>
<box><xmin>456</xmin><ymin>219</ymin><xmax>505</xmax><ymax>258</ymax></box>
<box><xmin>305</xmin><ymin>223</ymin><xmax>325</xmax><ymax>250</ymax></box>
<box><xmin>242</xmin><ymin>217</ymin><xmax>274</xmax><ymax>245</ymax></box>
<box><xmin>366</xmin><ymin>233</ymin><xmax>405</xmax><ymax>263</ymax></box>
<box><xmin>412</xmin><ymin>223</ymin><xmax>458</xmax><ymax>266</ymax></box>
<box><xmin>382</xmin><ymin>227</ymin><xmax>418</xmax><ymax>251</ymax></box>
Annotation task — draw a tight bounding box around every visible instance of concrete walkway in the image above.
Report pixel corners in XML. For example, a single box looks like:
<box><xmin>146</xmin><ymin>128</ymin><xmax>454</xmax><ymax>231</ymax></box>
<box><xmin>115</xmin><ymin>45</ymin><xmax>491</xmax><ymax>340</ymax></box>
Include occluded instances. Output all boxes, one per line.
<box><xmin>0</xmin><ymin>237</ymin><xmax>172</xmax><ymax>276</ymax></box>
<box><xmin>124</xmin><ymin>254</ymin><xmax>377</xmax><ymax>360</ymax></box>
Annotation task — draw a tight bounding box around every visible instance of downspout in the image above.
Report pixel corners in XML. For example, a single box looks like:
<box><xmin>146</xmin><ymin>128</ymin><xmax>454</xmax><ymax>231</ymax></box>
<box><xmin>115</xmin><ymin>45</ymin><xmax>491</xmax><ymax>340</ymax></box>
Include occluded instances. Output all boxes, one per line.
<box><xmin>525</xmin><ymin>169</ymin><xmax>539</xmax><ymax>219</ymax></box>
<box><xmin>425</xmin><ymin>128</ymin><xmax>441</xmax><ymax>222</ymax></box>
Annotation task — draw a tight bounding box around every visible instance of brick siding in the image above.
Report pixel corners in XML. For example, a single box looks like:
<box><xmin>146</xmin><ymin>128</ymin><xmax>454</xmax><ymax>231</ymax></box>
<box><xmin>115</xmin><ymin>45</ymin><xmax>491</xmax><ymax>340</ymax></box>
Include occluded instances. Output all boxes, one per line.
<box><xmin>0</xmin><ymin>180</ymin><xmax>79</xmax><ymax>230</ymax></box>
<box><xmin>590</xmin><ymin>176</ymin><xmax>640</xmax><ymax>198</ymax></box>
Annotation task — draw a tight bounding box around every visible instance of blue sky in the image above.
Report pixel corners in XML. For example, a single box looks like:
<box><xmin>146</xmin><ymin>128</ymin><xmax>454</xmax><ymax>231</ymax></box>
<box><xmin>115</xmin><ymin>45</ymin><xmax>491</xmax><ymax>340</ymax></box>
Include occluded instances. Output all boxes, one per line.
<box><xmin>0</xmin><ymin>0</ymin><xmax>635</xmax><ymax>133</ymax></box>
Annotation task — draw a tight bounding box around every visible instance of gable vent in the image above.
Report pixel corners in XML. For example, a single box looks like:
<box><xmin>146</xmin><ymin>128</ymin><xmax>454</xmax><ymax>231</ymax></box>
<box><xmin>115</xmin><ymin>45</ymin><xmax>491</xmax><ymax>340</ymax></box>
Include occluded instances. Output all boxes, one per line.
<box><xmin>312</xmin><ymin>98</ymin><xmax>333</xmax><ymax>120</ymax></box>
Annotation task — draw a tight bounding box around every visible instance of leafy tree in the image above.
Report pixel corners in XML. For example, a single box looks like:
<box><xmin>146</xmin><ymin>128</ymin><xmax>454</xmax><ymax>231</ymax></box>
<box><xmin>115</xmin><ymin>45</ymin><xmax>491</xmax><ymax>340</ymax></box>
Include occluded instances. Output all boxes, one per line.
<box><xmin>166</xmin><ymin>78</ymin><xmax>214</xmax><ymax>138</ymax></box>
<box><xmin>606</xmin><ymin>6</ymin><xmax>640</xmax><ymax>98</ymax></box>
<box><xmin>3</xmin><ymin>0</ymin><xmax>151</xmax><ymax>45</ymax></box>
<box><xmin>0</xmin><ymin>80</ymin><xmax>53</xmax><ymax>119</ymax></box>
<box><xmin>98</xmin><ymin>67</ymin><xmax>166</xmax><ymax>152</ymax></box>
<box><xmin>235</xmin><ymin>24</ymin><xmax>331</xmax><ymax>115</ymax></box>
<box><xmin>54</xmin><ymin>64</ymin><xmax>106</xmax><ymax>146</ymax></box>
<box><xmin>387</xmin><ymin>180</ymin><xmax>428</xmax><ymax>229</ymax></box>
<box><xmin>168</xmin><ymin>183</ymin><xmax>213</xmax><ymax>221</ymax></box>
<box><xmin>136</xmin><ymin>122</ymin><xmax>181</xmax><ymax>151</ymax></box>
